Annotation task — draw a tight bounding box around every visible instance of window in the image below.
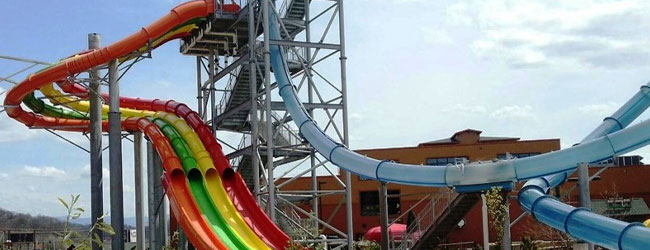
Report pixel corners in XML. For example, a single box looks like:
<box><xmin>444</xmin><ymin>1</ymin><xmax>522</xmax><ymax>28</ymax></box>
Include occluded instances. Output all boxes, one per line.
<box><xmin>387</xmin><ymin>190</ymin><xmax>401</xmax><ymax>215</ymax></box>
<box><xmin>425</xmin><ymin>156</ymin><xmax>468</xmax><ymax>166</ymax></box>
<box><xmin>595</xmin><ymin>155</ymin><xmax>643</xmax><ymax>167</ymax></box>
<box><xmin>497</xmin><ymin>152</ymin><xmax>540</xmax><ymax>160</ymax></box>
<box><xmin>360</xmin><ymin>190</ymin><xmax>401</xmax><ymax>216</ymax></box>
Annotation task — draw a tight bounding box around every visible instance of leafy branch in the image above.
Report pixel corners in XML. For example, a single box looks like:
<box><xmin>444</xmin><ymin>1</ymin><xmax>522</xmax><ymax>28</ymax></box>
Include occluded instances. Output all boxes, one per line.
<box><xmin>58</xmin><ymin>194</ymin><xmax>115</xmax><ymax>250</ymax></box>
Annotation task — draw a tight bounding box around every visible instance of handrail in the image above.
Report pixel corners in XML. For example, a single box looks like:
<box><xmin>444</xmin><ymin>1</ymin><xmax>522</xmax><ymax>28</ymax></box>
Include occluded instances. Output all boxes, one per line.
<box><xmin>216</xmin><ymin>64</ymin><xmax>244</xmax><ymax>115</ymax></box>
<box><xmin>395</xmin><ymin>189</ymin><xmax>458</xmax><ymax>249</ymax></box>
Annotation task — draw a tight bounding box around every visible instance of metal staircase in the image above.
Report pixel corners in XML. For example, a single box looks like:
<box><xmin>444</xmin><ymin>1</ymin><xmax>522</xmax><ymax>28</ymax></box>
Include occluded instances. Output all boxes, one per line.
<box><xmin>396</xmin><ymin>191</ymin><xmax>481</xmax><ymax>250</ymax></box>
<box><xmin>227</xmin><ymin>112</ymin><xmax>310</xmax><ymax>190</ymax></box>
<box><xmin>278</xmin><ymin>0</ymin><xmax>309</xmax><ymax>39</ymax></box>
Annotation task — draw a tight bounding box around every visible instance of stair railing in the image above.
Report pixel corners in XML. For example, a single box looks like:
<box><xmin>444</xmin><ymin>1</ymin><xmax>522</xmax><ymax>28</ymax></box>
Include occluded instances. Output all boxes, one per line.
<box><xmin>230</xmin><ymin>134</ymin><xmax>249</xmax><ymax>169</ymax></box>
<box><xmin>269</xmin><ymin>111</ymin><xmax>304</xmax><ymax>147</ymax></box>
<box><xmin>396</xmin><ymin>189</ymin><xmax>458</xmax><ymax>249</ymax></box>
<box><xmin>216</xmin><ymin>64</ymin><xmax>243</xmax><ymax>115</ymax></box>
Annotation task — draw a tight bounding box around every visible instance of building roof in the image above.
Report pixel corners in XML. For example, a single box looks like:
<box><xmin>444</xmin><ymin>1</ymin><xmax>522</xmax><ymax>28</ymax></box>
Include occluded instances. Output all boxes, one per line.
<box><xmin>419</xmin><ymin>129</ymin><xmax>520</xmax><ymax>146</ymax></box>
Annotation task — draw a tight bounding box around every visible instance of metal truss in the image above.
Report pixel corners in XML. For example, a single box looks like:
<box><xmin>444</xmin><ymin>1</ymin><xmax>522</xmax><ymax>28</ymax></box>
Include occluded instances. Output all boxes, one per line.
<box><xmin>187</xmin><ymin>0</ymin><xmax>354</xmax><ymax>248</ymax></box>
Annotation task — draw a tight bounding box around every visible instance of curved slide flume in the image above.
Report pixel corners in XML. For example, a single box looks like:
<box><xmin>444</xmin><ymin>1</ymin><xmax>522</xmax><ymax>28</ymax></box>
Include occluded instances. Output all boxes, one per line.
<box><xmin>54</xmin><ymin>80</ymin><xmax>293</xmax><ymax>250</ymax></box>
<box><xmin>123</xmin><ymin>117</ymin><xmax>228</xmax><ymax>250</ymax></box>
<box><xmin>518</xmin><ymin>83</ymin><xmax>650</xmax><ymax>249</ymax></box>
<box><xmin>150</xmin><ymin>117</ymin><xmax>257</xmax><ymax>250</ymax></box>
<box><xmin>151</xmin><ymin>113</ymin><xmax>273</xmax><ymax>250</ymax></box>
<box><xmin>34</xmin><ymin>80</ymin><xmax>285</xmax><ymax>249</ymax></box>
<box><xmin>265</xmin><ymin>7</ymin><xmax>650</xmax><ymax>249</ymax></box>
<box><xmin>3</xmin><ymin>1</ymin><xmax>293</xmax><ymax>249</ymax></box>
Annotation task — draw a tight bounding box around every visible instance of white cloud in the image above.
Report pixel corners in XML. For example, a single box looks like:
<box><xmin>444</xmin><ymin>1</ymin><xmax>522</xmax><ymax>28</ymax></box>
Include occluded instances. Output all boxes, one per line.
<box><xmin>24</xmin><ymin>166</ymin><xmax>66</xmax><ymax>177</ymax></box>
<box><xmin>446</xmin><ymin>0</ymin><xmax>650</xmax><ymax>69</ymax></box>
<box><xmin>577</xmin><ymin>102</ymin><xmax>618</xmax><ymax>116</ymax></box>
<box><xmin>0</xmin><ymin>173</ymin><xmax>8</xmax><ymax>179</ymax></box>
<box><xmin>490</xmin><ymin>105</ymin><xmax>536</xmax><ymax>119</ymax></box>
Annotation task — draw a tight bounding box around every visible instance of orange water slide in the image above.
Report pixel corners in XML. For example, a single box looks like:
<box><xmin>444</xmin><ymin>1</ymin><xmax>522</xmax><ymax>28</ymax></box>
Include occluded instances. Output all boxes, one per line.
<box><xmin>123</xmin><ymin>117</ymin><xmax>227</xmax><ymax>250</ymax></box>
<box><xmin>3</xmin><ymin>0</ymin><xmax>215</xmax><ymax>131</ymax></box>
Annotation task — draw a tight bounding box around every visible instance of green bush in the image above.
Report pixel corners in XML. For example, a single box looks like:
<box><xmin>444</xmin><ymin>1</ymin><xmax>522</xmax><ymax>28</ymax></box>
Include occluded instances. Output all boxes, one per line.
<box><xmin>520</xmin><ymin>237</ymin><xmax>539</xmax><ymax>250</ymax></box>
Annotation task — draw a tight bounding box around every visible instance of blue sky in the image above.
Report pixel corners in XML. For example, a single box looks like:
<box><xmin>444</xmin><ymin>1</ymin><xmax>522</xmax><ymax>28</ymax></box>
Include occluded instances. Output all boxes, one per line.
<box><xmin>1</xmin><ymin>0</ymin><xmax>650</xmax><ymax>217</ymax></box>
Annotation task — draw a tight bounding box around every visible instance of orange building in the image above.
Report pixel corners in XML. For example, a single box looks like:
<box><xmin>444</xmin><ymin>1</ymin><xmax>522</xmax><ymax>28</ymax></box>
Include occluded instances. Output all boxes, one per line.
<box><xmin>277</xmin><ymin>129</ymin><xmax>561</xmax><ymax>241</ymax></box>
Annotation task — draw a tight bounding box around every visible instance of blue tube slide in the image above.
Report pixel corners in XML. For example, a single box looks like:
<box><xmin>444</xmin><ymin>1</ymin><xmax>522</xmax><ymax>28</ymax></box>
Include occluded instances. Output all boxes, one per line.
<box><xmin>268</xmin><ymin>13</ymin><xmax>650</xmax><ymax>188</ymax></box>
<box><xmin>266</xmin><ymin>6</ymin><xmax>650</xmax><ymax>248</ymax></box>
<box><xmin>518</xmin><ymin>83</ymin><xmax>650</xmax><ymax>249</ymax></box>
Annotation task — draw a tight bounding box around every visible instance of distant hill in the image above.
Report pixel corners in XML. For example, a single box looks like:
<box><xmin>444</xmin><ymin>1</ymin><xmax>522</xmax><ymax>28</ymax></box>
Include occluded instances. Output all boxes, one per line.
<box><xmin>0</xmin><ymin>207</ymin><xmax>74</xmax><ymax>230</ymax></box>
<box><xmin>0</xmin><ymin>207</ymin><xmax>146</xmax><ymax>230</ymax></box>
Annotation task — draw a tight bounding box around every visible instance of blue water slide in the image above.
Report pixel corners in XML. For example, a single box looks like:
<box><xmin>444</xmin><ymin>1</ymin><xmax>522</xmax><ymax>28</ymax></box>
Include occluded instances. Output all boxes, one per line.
<box><xmin>519</xmin><ymin>83</ymin><xmax>650</xmax><ymax>249</ymax></box>
<box><xmin>266</xmin><ymin>7</ymin><xmax>650</xmax><ymax>248</ymax></box>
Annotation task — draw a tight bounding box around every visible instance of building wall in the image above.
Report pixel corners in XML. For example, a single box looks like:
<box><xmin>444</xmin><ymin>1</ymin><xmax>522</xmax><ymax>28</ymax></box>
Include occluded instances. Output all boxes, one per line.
<box><xmin>278</xmin><ymin>136</ymin><xmax>562</xmax><ymax>240</ymax></box>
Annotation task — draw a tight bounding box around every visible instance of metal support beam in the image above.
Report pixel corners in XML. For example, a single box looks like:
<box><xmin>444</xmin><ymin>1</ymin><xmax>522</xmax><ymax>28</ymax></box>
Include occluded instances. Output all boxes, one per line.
<box><xmin>153</xmin><ymin>151</ymin><xmax>167</xmax><ymax>250</ymax></box>
<box><xmin>578</xmin><ymin>163</ymin><xmax>595</xmax><ymax>250</ymax></box>
<box><xmin>248</xmin><ymin>0</ymin><xmax>261</xmax><ymax>203</ymax></box>
<box><xmin>269</xmin><ymin>39</ymin><xmax>340</xmax><ymax>50</ymax></box>
<box><xmin>147</xmin><ymin>141</ymin><xmax>156</xmax><ymax>250</ymax></box>
<box><xmin>482</xmin><ymin>194</ymin><xmax>489</xmax><ymax>250</ymax></box>
<box><xmin>209</xmin><ymin>50</ymin><xmax>217</xmax><ymax>135</ymax></box>
<box><xmin>134</xmin><ymin>132</ymin><xmax>145</xmax><ymax>250</ymax></box>
<box><xmin>263</xmin><ymin>0</ymin><xmax>276</xmax><ymax>222</ymax></box>
<box><xmin>108</xmin><ymin>59</ymin><xmax>125</xmax><ymax>250</ymax></box>
<box><xmin>338</xmin><ymin>0</ymin><xmax>355</xmax><ymax>247</ymax></box>
<box><xmin>88</xmin><ymin>33</ymin><xmax>104</xmax><ymax>250</ymax></box>
<box><xmin>378</xmin><ymin>183</ymin><xmax>389</xmax><ymax>250</ymax></box>
<box><xmin>202</xmin><ymin>53</ymin><xmax>250</xmax><ymax>89</ymax></box>
<box><xmin>196</xmin><ymin>57</ymin><xmax>203</xmax><ymax>117</ymax></box>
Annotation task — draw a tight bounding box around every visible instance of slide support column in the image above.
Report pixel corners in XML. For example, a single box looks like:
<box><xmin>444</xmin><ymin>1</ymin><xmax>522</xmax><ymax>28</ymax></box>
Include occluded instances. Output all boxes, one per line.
<box><xmin>147</xmin><ymin>141</ymin><xmax>156</xmax><ymax>250</ymax></box>
<box><xmin>196</xmin><ymin>57</ymin><xmax>203</xmax><ymax>117</ymax></box>
<box><xmin>337</xmin><ymin>0</ymin><xmax>355</xmax><ymax>246</ymax></box>
<box><xmin>262</xmin><ymin>0</ymin><xmax>276</xmax><ymax>222</ymax></box>
<box><xmin>209</xmin><ymin>50</ymin><xmax>217</xmax><ymax>136</ymax></box>
<box><xmin>379</xmin><ymin>183</ymin><xmax>390</xmax><ymax>250</ymax></box>
<box><xmin>578</xmin><ymin>163</ymin><xmax>595</xmax><ymax>250</ymax></box>
<box><xmin>247</xmin><ymin>0</ymin><xmax>261</xmax><ymax>203</ymax></box>
<box><xmin>108</xmin><ymin>59</ymin><xmax>125</xmax><ymax>250</ymax></box>
<box><xmin>88</xmin><ymin>33</ymin><xmax>104</xmax><ymax>250</ymax></box>
<box><xmin>482</xmin><ymin>194</ymin><xmax>489</xmax><ymax>249</ymax></box>
<box><xmin>134</xmin><ymin>132</ymin><xmax>144</xmax><ymax>250</ymax></box>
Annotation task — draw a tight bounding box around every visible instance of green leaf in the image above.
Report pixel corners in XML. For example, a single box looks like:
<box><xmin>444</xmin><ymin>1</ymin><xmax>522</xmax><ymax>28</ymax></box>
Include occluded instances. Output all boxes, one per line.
<box><xmin>97</xmin><ymin>222</ymin><xmax>115</xmax><ymax>235</ymax></box>
<box><xmin>58</xmin><ymin>197</ymin><xmax>69</xmax><ymax>210</ymax></box>
<box><xmin>92</xmin><ymin>233</ymin><xmax>103</xmax><ymax>246</ymax></box>
<box><xmin>76</xmin><ymin>207</ymin><xmax>86</xmax><ymax>213</ymax></box>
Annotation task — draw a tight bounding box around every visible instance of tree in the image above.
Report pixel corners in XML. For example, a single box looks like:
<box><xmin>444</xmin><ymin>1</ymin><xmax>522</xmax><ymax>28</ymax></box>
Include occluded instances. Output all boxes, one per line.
<box><xmin>485</xmin><ymin>187</ymin><xmax>508</xmax><ymax>246</ymax></box>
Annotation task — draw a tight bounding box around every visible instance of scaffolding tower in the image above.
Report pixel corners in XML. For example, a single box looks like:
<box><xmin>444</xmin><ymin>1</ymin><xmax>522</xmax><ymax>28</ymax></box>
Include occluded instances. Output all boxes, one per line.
<box><xmin>182</xmin><ymin>0</ymin><xmax>354</xmax><ymax>248</ymax></box>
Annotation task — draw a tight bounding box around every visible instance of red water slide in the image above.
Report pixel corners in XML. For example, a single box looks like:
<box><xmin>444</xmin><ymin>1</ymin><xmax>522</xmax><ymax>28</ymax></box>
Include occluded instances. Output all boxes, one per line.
<box><xmin>58</xmin><ymin>80</ymin><xmax>293</xmax><ymax>250</ymax></box>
